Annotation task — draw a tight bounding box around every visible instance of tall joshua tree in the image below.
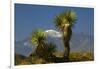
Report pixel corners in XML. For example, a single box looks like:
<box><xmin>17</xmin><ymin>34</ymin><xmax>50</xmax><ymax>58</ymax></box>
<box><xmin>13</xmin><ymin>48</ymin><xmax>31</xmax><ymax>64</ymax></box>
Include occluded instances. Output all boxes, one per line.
<box><xmin>54</xmin><ymin>10</ymin><xmax>77</xmax><ymax>60</ymax></box>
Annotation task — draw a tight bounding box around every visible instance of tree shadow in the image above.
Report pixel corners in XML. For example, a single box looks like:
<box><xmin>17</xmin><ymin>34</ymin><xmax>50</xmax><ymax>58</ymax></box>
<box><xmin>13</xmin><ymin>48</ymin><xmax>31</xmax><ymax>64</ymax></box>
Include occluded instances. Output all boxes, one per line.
<box><xmin>43</xmin><ymin>54</ymin><xmax>69</xmax><ymax>63</ymax></box>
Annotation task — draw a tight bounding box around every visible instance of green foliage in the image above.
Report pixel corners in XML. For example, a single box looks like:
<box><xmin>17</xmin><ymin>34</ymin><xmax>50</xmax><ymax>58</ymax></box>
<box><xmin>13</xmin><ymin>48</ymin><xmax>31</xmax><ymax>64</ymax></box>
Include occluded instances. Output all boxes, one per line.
<box><xmin>54</xmin><ymin>9</ymin><xmax>77</xmax><ymax>31</ymax></box>
<box><xmin>31</xmin><ymin>29</ymin><xmax>47</xmax><ymax>46</ymax></box>
<box><xmin>45</xmin><ymin>42</ymin><xmax>57</xmax><ymax>53</ymax></box>
<box><xmin>42</xmin><ymin>42</ymin><xmax>57</xmax><ymax>60</ymax></box>
<box><xmin>30</xmin><ymin>29</ymin><xmax>57</xmax><ymax>61</ymax></box>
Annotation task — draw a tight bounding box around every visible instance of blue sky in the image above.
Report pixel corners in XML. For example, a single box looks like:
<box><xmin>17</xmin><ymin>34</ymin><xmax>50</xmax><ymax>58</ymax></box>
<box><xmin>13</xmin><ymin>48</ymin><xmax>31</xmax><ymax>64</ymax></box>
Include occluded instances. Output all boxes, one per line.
<box><xmin>15</xmin><ymin>4</ymin><xmax>94</xmax><ymax>41</ymax></box>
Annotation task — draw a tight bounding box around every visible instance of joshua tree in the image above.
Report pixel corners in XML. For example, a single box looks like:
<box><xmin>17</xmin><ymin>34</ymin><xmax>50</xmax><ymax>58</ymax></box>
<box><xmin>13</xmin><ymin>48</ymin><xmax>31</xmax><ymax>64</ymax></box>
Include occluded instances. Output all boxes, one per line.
<box><xmin>31</xmin><ymin>30</ymin><xmax>57</xmax><ymax>60</ymax></box>
<box><xmin>31</xmin><ymin>29</ymin><xmax>47</xmax><ymax>58</ymax></box>
<box><xmin>44</xmin><ymin>42</ymin><xmax>57</xmax><ymax>58</ymax></box>
<box><xmin>54</xmin><ymin>10</ymin><xmax>77</xmax><ymax>60</ymax></box>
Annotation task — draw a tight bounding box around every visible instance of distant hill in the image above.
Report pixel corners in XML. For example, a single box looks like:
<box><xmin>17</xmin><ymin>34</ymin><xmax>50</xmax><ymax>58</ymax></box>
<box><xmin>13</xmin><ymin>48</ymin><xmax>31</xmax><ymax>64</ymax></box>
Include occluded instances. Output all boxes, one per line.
<box><xmin>70</xmin><ymin>34</ymin><xmax>93</xmax><ymax>52</ymax></box>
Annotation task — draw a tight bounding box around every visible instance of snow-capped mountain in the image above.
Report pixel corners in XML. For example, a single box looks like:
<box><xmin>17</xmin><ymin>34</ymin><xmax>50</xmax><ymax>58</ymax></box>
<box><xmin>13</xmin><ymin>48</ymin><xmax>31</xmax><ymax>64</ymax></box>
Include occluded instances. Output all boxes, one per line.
<box><xmin>45</xmin><ymin>30</ymin><xmax>93</xmax><ymax>52</ymax></box>
<box><xmin>45</xmin><ymin>30</ymin><xmax>64</xmax><ymax>52</ymax></box>
<box><xmin>15</xmin><ymin>29</ymin><xmax>94</xmax><ymax>57</ymax></box>
<box><xmin>45</xmin><ymin>30</ymin><xmax>62</xmax><ymax>38</ymax></box>
<box><xmin>15</xmin><ymin>39</ymin><xmax>37</xmax><ymax>57</ymax></box>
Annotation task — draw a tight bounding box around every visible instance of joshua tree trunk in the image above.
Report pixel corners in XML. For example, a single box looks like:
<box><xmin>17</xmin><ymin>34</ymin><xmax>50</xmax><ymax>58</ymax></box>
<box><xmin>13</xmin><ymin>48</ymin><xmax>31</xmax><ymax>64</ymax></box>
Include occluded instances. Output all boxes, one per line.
<box><xmin>63</xmin><ymin>41</ymin><xmax>70</xmax><ymax>60</ymax></box>
<box><xmin>36</xmin><ymin>43</ymin><xmax>45</xmax><ymax>58</ymax></box>
<box><xmin>63</xmin><ymin>26</ymin><xmax>72</xmax><ymax>61</ymax></box>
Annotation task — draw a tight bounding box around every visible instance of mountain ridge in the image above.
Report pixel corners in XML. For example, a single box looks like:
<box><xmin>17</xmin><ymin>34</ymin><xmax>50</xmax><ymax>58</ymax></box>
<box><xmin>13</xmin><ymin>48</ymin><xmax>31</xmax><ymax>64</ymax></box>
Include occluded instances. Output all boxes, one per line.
<box><xmin>15</xmin><ymin>29</ymin><xmax>94</xmax><ymax>57</ymax></box>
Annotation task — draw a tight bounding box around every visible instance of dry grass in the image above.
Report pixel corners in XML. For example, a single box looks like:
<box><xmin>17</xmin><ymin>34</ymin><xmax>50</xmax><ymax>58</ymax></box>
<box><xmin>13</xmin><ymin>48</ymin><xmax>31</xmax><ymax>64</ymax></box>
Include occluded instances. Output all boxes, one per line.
<box><xmin>15</xmin><ymin>52</ymin><xmax>94</xmax><ymax>65</ymax></box>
